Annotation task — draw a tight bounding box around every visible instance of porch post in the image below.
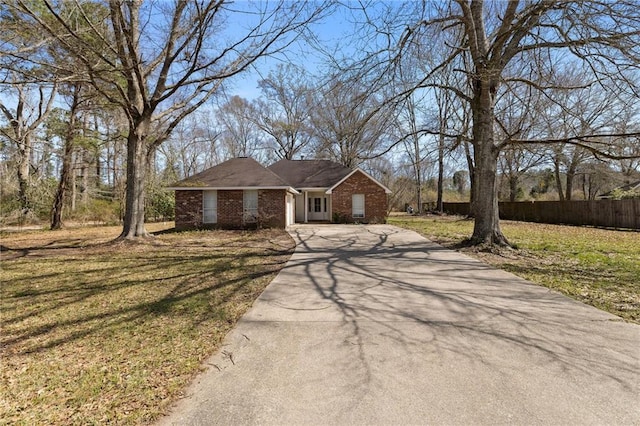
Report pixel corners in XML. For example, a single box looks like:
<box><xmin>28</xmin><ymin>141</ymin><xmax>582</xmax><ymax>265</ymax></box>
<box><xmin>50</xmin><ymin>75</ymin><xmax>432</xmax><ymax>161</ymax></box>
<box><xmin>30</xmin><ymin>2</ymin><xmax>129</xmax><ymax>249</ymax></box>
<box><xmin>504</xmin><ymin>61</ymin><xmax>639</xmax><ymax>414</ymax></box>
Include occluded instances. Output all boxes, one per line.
<box><xmin>304</xmin><ymin>191</ymin><xmax>308</xmax><ymax>223</ymax></box>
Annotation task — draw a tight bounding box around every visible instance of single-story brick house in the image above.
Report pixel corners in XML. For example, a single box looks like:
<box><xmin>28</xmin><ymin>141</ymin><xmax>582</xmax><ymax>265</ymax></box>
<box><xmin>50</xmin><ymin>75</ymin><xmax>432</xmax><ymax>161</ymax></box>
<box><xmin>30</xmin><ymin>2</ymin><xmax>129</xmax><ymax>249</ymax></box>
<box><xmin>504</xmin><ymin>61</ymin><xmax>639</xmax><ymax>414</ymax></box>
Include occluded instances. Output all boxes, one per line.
<box><xmin>168</xmin><ymin>157</ymin><xmax>391</xmax><ymax>229</ymax></box>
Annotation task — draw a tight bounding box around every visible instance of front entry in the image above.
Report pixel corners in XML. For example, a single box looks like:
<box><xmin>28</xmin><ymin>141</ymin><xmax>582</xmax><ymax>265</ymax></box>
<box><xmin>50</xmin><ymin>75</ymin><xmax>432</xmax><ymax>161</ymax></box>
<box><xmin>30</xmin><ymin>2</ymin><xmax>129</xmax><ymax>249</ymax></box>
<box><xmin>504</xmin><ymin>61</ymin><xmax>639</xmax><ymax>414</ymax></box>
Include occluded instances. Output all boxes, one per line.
<box><xmin>308</xmin><ymin>194</ymin><xmax>329</xmax><ymax>221</ymax></box>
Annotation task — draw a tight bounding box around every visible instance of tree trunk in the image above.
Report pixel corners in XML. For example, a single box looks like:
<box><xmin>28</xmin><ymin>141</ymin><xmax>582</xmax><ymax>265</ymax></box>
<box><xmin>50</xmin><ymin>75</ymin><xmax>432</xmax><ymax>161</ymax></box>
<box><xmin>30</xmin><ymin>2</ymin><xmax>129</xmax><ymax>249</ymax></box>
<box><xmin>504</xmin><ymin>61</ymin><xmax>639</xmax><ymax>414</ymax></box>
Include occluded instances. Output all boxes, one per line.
<box><xmin>80</xmin><ymin>149</ymin><xmax>89</xmax><ymax>205</ymax></box>
<box><xmin>71</xmin><ymin>153</ymin><xmax>77</xmax><ymax>211</ymax></box>
<box><xmin>51</xmin><ymin>85</ymin><xmax>80</xmax><ymax>230</ymax></box>
<box><xmin>463</xmin><ymin>140</ymin><xmax>475</xmax><ymax>215</ymax></box>
<box><xmin>414</xmin><ymin>145</ymin><xmax>422</xmax><ymax>214</ymax></box>
<box><xmin>565</xmin><ymin>151</ymin><xmax>581</xmax><ymax>200</ymax></box>
<box><xmin>471</xmin><ymin>144</ymin><xmax>506</xmax><ymax>245</ymax></box>
<box><xmin>51</xmin><ymin>137</ymin><xmax>74</xmax><ymax>229</ymax></box>
<box><xmin>565</xmin><ymin>164</ymin><xmax>576</xmax><ymax>201</ymax></box>
<box><xmin>119</xmin><ymin>120</ymin><xmax>151</xmax><ymax>239</ymax></box>
<box><xmin>416</xmin><ymin>171</ymin><xmax>422</xmax><ymax>214</ymax></box>
<box><xmin>16</xmin><ymin>138</ymin><xmax>31</xmax><ymax>214</ymax></box>
<box><xmin>436</xmin><ymin>133</ymin><xmax>444</xmax><ymax>213</ymax></box>
<box><xmin>469</xmin><ymin>75</ymin><xmax>509</xmax><ymax>246</ymax></box>
<box><xmin>509</xmin><ymin>175</ymin><xmax>518</xmax><ymax>202</ymax></box>
<box><xmin>553</xmin><ymin>157</ymin><xmax>565</xmax><ymax>201</ymax></box>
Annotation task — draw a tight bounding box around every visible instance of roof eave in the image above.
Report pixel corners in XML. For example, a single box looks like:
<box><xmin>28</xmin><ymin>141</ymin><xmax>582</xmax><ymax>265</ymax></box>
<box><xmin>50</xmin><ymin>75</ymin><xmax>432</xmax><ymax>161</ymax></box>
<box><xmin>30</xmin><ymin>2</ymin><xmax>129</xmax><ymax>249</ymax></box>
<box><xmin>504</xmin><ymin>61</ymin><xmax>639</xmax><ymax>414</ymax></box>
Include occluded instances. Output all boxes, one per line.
<box><xmin>296</xmin><ymin>187</ymin><xmax>331</xmax><ymax>192</ymax></box>
<box><xmin>167</xmin><ymin>186</ymin><xmax>300</xmax><ymax>195</ymax></box>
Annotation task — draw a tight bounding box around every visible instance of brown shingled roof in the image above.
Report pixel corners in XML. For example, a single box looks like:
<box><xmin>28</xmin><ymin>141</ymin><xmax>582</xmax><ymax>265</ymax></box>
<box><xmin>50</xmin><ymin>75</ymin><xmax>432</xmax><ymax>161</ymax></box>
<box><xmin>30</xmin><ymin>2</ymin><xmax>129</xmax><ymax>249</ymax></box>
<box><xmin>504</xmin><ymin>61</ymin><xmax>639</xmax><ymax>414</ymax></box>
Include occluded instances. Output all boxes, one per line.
<box><xmin>268</xmin><ymin>159</ymin><xmax>352</xmax><ymax>188</ymax></box>
<box><xmin>170</xmin><ymin>157</ymin><xmax>292</xmax><ymax>188</ymax></box>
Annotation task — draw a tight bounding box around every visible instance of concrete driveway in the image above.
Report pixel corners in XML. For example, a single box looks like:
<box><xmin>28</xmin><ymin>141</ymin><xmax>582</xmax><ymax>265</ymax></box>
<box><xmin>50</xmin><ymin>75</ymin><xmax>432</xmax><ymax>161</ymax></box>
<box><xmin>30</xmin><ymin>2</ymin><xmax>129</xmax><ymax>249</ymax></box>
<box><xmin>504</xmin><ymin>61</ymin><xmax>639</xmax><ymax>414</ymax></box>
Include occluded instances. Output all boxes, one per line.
<box><xmin>159</xmin><ymin>225</ymin><xmax>639</xmax><ymax>425</ymax></box>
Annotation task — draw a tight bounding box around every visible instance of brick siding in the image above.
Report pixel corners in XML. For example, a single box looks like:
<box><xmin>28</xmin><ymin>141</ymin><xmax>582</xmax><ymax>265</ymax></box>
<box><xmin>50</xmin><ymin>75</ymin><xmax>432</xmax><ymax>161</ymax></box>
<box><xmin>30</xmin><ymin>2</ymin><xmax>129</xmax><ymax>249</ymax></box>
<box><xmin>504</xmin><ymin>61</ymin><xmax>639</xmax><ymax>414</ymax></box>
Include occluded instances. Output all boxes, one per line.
<box><xmin>175</xmin><ymin>190</ymin><xmax>203</xmax><ymax>230</ymax></box>
<box><xmin>174</xmin><ymin>189</ymin><xmax>287</xmax><ymax>230</ymax></box>
<box><xmin>258</xmin><ymin>189</ymin><xmax>286</xmax><ymax>228</ymax></box>
<box><xmin>217</xmin><ymin>190</ymin><xmax>244</xmax><ymax>228</ymax></box>
<box><xmin>332</xmin><ymin>171</ymin><xmax>388</xmax><ymax>224</ymax></box>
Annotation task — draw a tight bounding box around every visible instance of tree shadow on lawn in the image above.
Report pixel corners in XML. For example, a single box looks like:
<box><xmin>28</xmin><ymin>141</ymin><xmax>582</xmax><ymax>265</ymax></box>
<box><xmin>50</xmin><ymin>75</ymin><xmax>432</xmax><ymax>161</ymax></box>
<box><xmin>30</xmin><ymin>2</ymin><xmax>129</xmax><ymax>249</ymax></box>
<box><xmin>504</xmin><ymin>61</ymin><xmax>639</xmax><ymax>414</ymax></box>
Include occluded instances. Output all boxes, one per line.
<box><xmin>1</xmin><ymin>231</ymin><xmax>294</xmax><ymax>356</ymax></box>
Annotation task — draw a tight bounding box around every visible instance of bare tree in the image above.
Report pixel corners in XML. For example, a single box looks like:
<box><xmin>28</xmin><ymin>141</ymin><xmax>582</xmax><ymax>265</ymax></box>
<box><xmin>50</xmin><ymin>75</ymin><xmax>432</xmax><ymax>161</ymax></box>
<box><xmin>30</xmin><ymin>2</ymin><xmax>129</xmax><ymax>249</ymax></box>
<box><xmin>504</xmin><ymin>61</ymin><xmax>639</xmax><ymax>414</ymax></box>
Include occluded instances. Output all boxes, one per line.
<box><xmin>310</xmin><ymin>76</ymin><xmax>397</xmax><ymax>168</ymax></box>
<box><xmin>535</xmin><ymin>67</ymin><xmax>636</xmax><ymax>200</ymax></box>
<box><xmin>8</xmin><ymin>0</ymin><xmax>331</xmax><ymax>238</ymax></box>
<box><xmin>393</xmin><ymin>90</ymin><xmax>440</xmax><ymax>214</ymax></box>
<box><xmin>251</xmin><ymin>64</ymin><xmax>315</xmax><ymax>160</ymax></box>
<box><xmin>355</xmin><ymin>1</ymin><xmax>640</xmax><ymax>245</ymax></box>
<box><xmin>495</xmin><ymin>72</ymin><xmax>547</xmax><ymax>202</ymax></box>
<box><xmin>158</xmin><ymin>112</ymin><xmax>222</xmax><ymax>181</ymax></box>
<box><xmin>0</xmin><ymin>80</ymin><xmax>57</xmax><ymax>214</ymax></box>
<box><xmin>216</xmin><ymin>96</ymin><xmax>264</xmax><ymax>161</ymax></box>
<box><xmin>398</xmin><ymin>93</ymin><xmax>428</xmax><ymax>214</ymax></box>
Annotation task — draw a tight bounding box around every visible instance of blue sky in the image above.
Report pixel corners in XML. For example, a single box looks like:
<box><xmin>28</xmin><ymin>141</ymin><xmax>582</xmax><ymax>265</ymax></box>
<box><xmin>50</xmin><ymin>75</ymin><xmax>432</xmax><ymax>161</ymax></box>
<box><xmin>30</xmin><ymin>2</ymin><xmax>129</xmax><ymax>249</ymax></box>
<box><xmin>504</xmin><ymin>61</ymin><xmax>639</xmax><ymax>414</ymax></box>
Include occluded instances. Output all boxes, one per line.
<box><xmin>225</xmin><ymin>3</ymin><xmax>364</xmax><ymax>101</ymax></box>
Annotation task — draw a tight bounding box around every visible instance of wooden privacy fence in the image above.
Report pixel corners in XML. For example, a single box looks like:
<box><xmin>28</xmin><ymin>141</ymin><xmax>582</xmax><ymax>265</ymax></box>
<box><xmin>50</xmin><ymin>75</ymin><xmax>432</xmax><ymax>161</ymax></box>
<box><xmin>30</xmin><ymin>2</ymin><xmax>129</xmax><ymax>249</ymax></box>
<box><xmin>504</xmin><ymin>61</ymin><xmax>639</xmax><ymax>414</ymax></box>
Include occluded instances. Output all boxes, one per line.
<box><xmin>442</xmin><ymin>199</ymin><xmax>640</xmax><ymax>230</ymax></box>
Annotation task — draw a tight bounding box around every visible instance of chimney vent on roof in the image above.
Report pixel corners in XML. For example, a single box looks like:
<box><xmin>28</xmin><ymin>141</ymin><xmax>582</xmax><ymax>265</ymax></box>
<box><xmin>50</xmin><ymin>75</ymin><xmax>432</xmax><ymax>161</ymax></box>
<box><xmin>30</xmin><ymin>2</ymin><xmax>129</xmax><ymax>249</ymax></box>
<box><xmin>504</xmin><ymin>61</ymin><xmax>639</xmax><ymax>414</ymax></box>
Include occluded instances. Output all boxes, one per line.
<box><xmin>301</xmin><ymin>155</ymin><xmax>305</xmax><ymax>160</ymax></box>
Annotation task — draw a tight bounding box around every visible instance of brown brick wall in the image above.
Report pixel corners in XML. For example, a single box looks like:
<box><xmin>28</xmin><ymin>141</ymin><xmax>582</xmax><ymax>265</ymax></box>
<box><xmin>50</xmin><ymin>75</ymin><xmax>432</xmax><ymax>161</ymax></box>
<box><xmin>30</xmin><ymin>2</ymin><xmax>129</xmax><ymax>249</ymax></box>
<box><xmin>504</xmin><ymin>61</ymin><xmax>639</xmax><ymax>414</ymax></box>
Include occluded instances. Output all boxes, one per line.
<box><xmin>174</xmin><ymin>189</ymin><xmax>288</xmax><ymax>230</ymax></box>
<box><xmin>258</xmin><ymin>189</ymin><xmax>286</xmax><ymax>228</ymax></box>
<box><xmin>175</xmin><ymin>190</ymin><xmax>203</xmax><ymax>230</ymax></box>
<box><xmin>218</xmin><ymin>190</ymin><xmax>244</xmax><ymax>228</ymax></box>
<box><xmin>332</xmin><ymin>171</ymin><xmax>388</xmax><ymax>224</ymax></box>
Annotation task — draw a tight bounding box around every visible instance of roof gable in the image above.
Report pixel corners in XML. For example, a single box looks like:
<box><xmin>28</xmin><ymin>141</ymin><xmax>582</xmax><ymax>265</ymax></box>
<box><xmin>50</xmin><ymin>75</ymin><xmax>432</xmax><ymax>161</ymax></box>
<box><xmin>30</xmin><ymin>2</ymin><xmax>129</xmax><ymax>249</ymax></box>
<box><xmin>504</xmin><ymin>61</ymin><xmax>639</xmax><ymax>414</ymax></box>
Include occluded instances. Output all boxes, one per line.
<box><xmin>170</xmin><ymin>157</ymin><xmax>292</xmax><ymax>189</ymax></box>
<box><xmin>327</xmin><ymin>168</ymin><xmax>392</xmax><ymax>194</ymax></box>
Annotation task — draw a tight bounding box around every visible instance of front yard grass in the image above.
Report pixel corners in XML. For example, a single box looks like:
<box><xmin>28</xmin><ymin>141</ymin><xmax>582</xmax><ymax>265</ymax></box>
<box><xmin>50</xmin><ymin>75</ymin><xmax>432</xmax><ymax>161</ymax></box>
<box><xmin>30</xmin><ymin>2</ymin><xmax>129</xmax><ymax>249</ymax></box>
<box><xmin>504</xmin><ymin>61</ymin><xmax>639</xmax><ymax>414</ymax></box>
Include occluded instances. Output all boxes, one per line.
<box><xmin>0</xmin><ymin>223</ymin><xmax>295</xmax><ymax>425</ymax></box>
<box><xmin>389</xmin><ymin>214</ymin><xmax>640</xmax><ymax>323</ymax></box>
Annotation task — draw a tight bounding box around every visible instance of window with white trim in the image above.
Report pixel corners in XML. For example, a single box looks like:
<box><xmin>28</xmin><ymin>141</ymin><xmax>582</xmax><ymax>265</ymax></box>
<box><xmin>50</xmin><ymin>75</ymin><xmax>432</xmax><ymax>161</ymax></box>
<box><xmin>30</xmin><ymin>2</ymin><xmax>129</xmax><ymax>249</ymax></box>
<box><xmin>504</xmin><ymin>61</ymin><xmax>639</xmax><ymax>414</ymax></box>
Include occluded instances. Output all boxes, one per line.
<box><xmin>352</xmin><ymin>194</ymin><xmax>365</xmax><ymax>218</ymax></box>
<box><xmin>203</xmin><ymin>190</ymin><xmax>217</xmax><ymax>223</ymax></box>
<box><xmin>243</xmin><ymin>190</ymin><xmax>258</xmax><ymax>222</ymax></box>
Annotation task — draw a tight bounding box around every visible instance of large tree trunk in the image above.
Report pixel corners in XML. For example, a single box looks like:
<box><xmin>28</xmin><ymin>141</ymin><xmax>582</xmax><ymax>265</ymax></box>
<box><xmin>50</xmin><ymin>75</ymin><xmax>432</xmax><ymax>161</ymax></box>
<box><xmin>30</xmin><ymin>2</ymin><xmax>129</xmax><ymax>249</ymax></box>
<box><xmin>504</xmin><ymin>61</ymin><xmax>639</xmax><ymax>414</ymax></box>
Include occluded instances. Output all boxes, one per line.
<box><xmin>463</xmin><ymin>140</ymin><xmax>475</xmax><ymax>215</ymax></box>
<box><xmin>119</xmin><ymin>119</ymin><xmax>151</xmax><ymax>239</ymax></box>
<box><xmin>469</xmin><ymin>75</ymin><xmax>509</xmax><ymax>246</ymax></box>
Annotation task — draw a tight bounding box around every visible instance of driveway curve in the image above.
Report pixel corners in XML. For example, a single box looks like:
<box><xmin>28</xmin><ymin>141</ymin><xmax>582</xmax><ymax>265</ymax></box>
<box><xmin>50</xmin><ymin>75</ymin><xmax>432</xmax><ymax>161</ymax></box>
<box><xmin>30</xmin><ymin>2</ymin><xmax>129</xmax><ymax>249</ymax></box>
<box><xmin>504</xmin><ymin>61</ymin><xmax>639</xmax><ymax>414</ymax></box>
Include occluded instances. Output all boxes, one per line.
<box><xmin>159</xmin><ymin>224</ymin><xmax>639</xmax><ymax>425</ymax></box>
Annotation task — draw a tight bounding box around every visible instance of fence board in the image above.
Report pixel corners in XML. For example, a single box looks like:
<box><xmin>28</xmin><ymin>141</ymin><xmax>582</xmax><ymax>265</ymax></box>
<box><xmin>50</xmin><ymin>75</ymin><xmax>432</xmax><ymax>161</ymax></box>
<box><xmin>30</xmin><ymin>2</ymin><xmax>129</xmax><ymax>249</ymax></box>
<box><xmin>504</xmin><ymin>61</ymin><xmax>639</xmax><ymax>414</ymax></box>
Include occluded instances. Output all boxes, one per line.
<box><xmin>442</xmin><ymin>200</ymin><xmax>640</xmax><ymax>230</ymax></box>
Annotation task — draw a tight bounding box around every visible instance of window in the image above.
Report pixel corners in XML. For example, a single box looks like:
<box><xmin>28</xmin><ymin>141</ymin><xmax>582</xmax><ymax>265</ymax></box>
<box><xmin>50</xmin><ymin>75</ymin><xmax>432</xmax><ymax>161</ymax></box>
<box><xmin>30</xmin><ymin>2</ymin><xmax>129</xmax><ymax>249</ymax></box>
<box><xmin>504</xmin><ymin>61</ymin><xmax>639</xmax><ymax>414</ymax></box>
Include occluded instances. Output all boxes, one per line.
<box><xmin>243</xmin><ymin>190</ymin><xmax>258</xmax><ymax>222</ymax></box>
<box><xmin>352</xmin><ymin>194</ymin><xmax>364</xmax><ymax>218</ymax></box>
<box><xmin>314</xmin><ymin>197</ymin><xmax>322</xmax><ymax>212</ymax></box>
<box><xmin>203</xmin><ymin>191</ymin><xmax>217</xmax><ymax>223</ymax></box>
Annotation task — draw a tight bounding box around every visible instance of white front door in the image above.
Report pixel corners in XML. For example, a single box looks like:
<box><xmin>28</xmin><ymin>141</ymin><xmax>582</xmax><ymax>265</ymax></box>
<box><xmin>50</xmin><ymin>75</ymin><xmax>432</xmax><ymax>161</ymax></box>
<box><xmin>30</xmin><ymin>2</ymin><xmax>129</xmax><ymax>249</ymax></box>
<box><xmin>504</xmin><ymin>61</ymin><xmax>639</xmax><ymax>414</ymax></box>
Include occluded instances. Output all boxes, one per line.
<box><xmin>308</xmin><ymin>194</ymin><xmax>329</xmax><ymax>221</ymax></box>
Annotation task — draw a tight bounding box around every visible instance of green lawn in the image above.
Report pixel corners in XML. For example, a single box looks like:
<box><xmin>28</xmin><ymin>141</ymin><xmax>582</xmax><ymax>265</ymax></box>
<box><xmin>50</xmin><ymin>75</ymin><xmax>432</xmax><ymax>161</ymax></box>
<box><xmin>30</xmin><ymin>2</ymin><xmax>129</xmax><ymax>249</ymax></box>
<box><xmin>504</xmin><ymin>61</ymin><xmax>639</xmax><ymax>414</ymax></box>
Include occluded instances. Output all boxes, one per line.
<box><xmin>389</xmin><ymin>214</ymin><xmax>640</xmax><ymax>323</ymax></box>
<box><xmin>0</xmin><ymin>224</ymin><xmax>294</xmax><ymax>425</ymax></box>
